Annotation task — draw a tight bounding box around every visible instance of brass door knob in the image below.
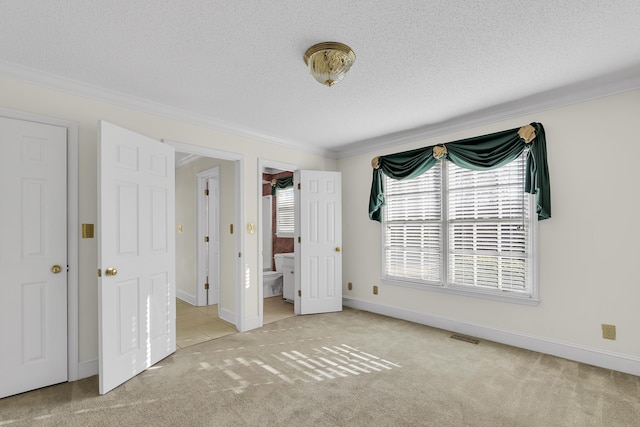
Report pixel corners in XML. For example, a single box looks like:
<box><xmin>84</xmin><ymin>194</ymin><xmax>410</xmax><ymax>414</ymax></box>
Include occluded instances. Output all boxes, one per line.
<box><xmin>51</xmin><ymin>265</ymin><xmax>62</xmax><ymax>274</ymax></box>
<box><xmin>105</xmin><ymin>267</ymin><xmax>118</xmax><ymax>277</ymax></box>
<box><xmin>335</xmin><ymin>247</ymin><xmax>341</xmax><ymax>252</ymax></box>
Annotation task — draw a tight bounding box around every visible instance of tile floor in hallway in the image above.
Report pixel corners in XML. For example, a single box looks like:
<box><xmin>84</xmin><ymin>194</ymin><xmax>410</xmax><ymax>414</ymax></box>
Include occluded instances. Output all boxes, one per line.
<box><xmin>176</xmin><ymin>296</ymin><xmax>295</xmax><ymax>349</ymax></box>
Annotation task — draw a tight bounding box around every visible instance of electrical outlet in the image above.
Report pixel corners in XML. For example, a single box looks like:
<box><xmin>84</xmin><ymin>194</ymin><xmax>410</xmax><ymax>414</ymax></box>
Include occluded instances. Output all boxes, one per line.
<box><xmin>373</xmin><ymin>285</ymin><xmax>378</xmax><ymax>295</ymax></box>
<box><xmin>601</xmin><ymin>324</ymin><xmax>616</xmax><ymax>340</ymax></box>
<box><xmin>348</xmin><ymin>282</ymin><xmax>352</xmax><ymax>291</ymax></box>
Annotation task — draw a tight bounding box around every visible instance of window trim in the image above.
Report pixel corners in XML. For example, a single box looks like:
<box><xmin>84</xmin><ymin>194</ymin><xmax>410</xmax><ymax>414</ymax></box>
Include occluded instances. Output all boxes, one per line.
<box><xmin>381</xmin><ymin>157</ymin><xmax>539</xmax><ymax>306</ymax></box>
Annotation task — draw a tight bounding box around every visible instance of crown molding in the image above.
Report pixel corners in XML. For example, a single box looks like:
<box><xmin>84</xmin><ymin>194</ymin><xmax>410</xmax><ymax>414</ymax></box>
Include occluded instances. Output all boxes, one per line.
<box><xmin>0</xmin><ymin>60</ymin><xmax>339</xmax><ymax>159</ymax></box>
<box><xmin>3</xmin><ymin>60</ymin><xmax>638</xmax><ymax>161</ymax></box>
<box><xmin>335</xmin><ymin>64</ymin><xmax>640</xmax><ymax>158</ymax></box>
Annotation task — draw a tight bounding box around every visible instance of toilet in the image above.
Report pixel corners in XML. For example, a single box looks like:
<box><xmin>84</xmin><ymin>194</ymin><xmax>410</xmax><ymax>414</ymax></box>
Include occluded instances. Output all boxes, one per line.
<box><xmin>263</xmin><ymin>269</ymin><xmax>283</xmax><ymax>298</ymax></box>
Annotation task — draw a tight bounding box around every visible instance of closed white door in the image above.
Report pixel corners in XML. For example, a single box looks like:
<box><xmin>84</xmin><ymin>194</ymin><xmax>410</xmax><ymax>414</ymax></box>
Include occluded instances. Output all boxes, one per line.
<box><xmin>98</xmin><ymin>121</ymin><xmax>176</xmax><ymax>395</ymax></box>
<box><xmin>294</xmin><ymin>170</ymin><xmax>342</xmax><ymax>315</ymax></box>
<box><xmin>0</xmin><ymin>117</ymin><xmax>68</xmax><ymax>399</ymax></box>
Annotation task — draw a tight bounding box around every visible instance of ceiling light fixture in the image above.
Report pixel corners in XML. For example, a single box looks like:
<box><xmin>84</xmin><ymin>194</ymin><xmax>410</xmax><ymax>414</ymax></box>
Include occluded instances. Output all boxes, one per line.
<box><xmin>304</xmin><ymin>42</ymin><xmax>356</xmax><ymax>87</ymax></box>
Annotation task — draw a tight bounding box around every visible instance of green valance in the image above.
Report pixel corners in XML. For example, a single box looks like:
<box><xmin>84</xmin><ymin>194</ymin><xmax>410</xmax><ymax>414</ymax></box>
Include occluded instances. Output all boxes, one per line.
<box><xmin>271</xmin><ymin>176</ymin><xmax>294</xmax><ymax>196</ymax></box>
<box><xmin>369</xmin><ymin>122</ymin><xmax>551</xmax><ymax>222</ymax></box>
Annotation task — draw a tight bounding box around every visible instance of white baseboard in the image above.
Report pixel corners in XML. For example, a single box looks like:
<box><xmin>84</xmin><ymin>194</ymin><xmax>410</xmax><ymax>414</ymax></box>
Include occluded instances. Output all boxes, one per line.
<box><xmin>78</xmin><ymin>358</ymin><xmax>98</xmax><ymax>380</ymax></box>
<box><xmin>343</xmin><ymin>297</ymin><xmax>640</xmax><ymax>377</ymax></box>
<box><xmin>176</xmin><ymin>289</ymin><xmax>196</xmax><ymax>306</ymax></box>
<box><xmin>240</xmin><ymin>315</ymin><xmax>262</xmax><ymax>332</ymax></box>
<box><xmin>218</xmin><ymin>307</ymin><xmax>238</xmax><ymax>328</ymax></box>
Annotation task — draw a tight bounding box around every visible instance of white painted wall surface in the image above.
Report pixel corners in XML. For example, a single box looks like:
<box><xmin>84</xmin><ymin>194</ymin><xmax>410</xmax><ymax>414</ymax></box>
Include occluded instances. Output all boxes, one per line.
<box><xmin>339</xmin><ymin>89</ymin><xmax>640</xmax><ymax>372</ymax></box>
<box><xmin>3</xmin><ymin>72</ymin><xmax>639</xmax><ymax>377</ymax></box>
<box><xmin>0</xmin><ymin>75</ymin><xmax>337</xmax><ymax>375</ymax></box>
<box><xmin>175</xmin><ymin>162</ymin><xmax>198</xmax><ymax>303</ymax></box>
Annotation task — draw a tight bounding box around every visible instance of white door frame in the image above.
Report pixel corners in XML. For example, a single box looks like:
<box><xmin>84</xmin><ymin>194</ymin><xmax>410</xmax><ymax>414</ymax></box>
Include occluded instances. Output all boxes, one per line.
<box><xmin>164</xmin><ymin>140</ymin><xmax>245</xmax><ymax>330</ymax></box>
<box><xmin>257</xmin><ymin>159</ymin><xmax>299</xmax><ymax>325</ymax></box>
<box><xmin>196</xmin><ymin>167</ymin><xmax>220</xmax><ymax>306</ymax></box>
<box><xmin>0</xmin><ymin>107</ymin><xmax>80</xmax><ymax>381</ymax></box>
<box><xmin>262</xmin><ymin>195</ymin><xmax>273</xmax><ymax>270</ymax></box>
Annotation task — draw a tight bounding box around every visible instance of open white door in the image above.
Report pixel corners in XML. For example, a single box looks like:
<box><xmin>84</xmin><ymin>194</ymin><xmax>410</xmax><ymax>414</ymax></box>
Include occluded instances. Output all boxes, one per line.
<box><xmin>294</xmin><ymin>170</ymin><xmax>342</xmax><ymax>315</ymax></box>
<box><xmin>0</xmin><ymin>117</ymin><xmax>68</xmax><ymax>398</ymax></box>
<box><xmin>98</xmin><ymin>121</ymin><xmax>176</xmax><ymax>395</ymax></box>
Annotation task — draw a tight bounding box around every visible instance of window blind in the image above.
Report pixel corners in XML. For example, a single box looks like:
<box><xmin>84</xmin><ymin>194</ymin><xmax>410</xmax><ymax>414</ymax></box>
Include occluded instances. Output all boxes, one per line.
<box><xmin>383</xmin><ymin>153</ymin><xmax>533</xmax><ymax>296</ymax></box>
<box><xmin>276</xmin><ymin>186</ymin><xmax>295</xmax><ymax>236</ymax></box>
<box><xmin>447</xmin><ymin>155</ymin><xmax>529</xmax><ymax>292</ymax></box>
<box><xmin>384</xmin><ymin>162</ymin><xmax>442</xmax><ymax>283</ymax></box>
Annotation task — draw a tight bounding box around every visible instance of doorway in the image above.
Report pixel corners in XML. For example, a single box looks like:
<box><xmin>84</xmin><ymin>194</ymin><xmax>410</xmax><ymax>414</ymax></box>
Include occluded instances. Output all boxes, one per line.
<box><xmin>258</xmin><ymin>160</ymin><xmax>298</xmax><ymax>326</ymax></box>
<box><xmin>170</xmin><ymin>142</ymin><xmax>244</xmax><ymax>348</ymax></box>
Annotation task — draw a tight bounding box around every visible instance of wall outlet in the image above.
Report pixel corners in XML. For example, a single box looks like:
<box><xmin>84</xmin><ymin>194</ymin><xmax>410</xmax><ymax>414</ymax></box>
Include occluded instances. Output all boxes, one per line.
<box><xmin>601</xmin><ymin>324</ymin><xmax>616</xmax><ymax>340</ymax></box>
<box><xmin>348</xmin><ymin>282</ymin><xmax>352</xmax><ymax>291</ymax></box>
<box><xmin>373</xmin><ymin>285</ymin><xmax>378</xmax><ymax>295</ymax></box>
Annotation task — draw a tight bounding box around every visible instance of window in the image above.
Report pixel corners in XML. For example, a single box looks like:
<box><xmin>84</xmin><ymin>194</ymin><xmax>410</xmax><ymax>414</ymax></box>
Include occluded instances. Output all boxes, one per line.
<box><xmin>276</xmin><ymin>186</ymin><xmax>294</xmax><ymax>238</ymax></box>
<box><xmin>382</xmin><ymin>153</ymin><xmax>537</xmax><ymax>304</ymax></box>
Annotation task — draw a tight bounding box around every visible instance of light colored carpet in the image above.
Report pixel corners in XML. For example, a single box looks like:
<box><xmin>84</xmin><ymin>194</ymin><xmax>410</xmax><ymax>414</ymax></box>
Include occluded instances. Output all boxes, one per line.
<box><xmin>1</xmin><ymin>308</ymin><xmax>639</xmax><ymax>426</ymax></box>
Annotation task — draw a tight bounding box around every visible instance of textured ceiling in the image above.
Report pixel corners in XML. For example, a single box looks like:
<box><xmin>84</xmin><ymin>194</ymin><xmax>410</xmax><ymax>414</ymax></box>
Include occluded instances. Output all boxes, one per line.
<box><xmin>2</xmin><ymin>1</ymin><xmax>640</xmax><ymax>157</ymax></box>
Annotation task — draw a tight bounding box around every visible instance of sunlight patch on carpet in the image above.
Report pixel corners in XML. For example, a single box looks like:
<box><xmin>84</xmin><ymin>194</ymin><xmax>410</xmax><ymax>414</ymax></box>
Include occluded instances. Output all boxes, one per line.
<box><xmin>198</xmin><ymin>344</ymin><xmax>401</xmax><ymax>394</ymax></box>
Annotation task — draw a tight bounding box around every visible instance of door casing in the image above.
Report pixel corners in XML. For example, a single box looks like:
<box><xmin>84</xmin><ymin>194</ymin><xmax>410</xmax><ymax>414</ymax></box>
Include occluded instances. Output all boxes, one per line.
<box><xmin>164</xmin><ymin>139</ymin><xmax>245</xmax><ymax>330</ymax></box>
<box><xmin>0</xmin><ymin>107</ymin><xmax>80</xmax><ymax>382</ymax></box>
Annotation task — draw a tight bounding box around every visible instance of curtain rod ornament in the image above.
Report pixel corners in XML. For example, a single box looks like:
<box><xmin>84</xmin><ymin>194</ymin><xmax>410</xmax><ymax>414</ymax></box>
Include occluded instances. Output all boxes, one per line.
<box><xmin>518</xmin><ymin>125</ymin><xmax>536</xmax><ymax>144</ymax></box>
<box><xmin>433</xmin><ymin>145</ymin><xmax>447</xmax><ymax>160</ymax></box>
<box><xmin>271</xmin><ymin>179</ymin><xmax>277</xmax><ymax>186</ymax></box>
<box><xmin>371</xmin><ymin>156</ymin><xmax>380</xmax><ymax>169</ymax></box>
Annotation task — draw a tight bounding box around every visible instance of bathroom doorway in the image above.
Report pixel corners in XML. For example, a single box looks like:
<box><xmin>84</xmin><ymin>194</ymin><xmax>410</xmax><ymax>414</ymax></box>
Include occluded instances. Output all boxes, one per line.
<box><xmin>259</xmin><ymin>160</ymin><xmax>298</xmax><ymax>325</ymax></box>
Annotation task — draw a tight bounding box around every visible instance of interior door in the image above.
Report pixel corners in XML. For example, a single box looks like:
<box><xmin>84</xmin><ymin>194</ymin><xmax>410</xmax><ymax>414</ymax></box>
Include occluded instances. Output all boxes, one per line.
<box><xmin>294</xmin><ymin>170</ymin><xmax>342</xmax><ymax>315</ymax></box>
<box><xmin>98</xmin><ymin>121</ymin><xmax>176</xmax><ymax>395</ymax></box>
<box><xmin>0</xmin><ymin>117</ymin><xmax>68</xmax><ymax>398</ymax></box>
<box><xmin>207</xmin><ymin>176</ymin><xmax>220</xmax><ymax>305</ymax></box>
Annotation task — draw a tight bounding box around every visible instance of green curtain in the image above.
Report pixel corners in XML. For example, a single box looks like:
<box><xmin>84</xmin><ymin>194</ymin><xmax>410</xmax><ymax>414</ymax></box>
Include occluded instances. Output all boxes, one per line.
<box><xmin>369</xmin><ymin>122</ymin><xmax>551</xmax><ymax>222</ymax></box>
<box><xmin>271</xmin><ymin>176</ymin><xmax>294</xmax><ymax>196</ymax></box>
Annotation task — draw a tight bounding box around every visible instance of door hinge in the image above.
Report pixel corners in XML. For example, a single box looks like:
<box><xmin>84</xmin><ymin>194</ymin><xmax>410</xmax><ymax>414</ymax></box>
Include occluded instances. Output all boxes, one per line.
<box><xmin>204</xmin><ymin>282</ymin><xmax>209</xmax><ymax>290</ymax></box>
<box><xmin>298</xmin><ymin>236</ymin><xmax>301</xmax><ymax>243</ymax></box>
<box><xmin>97</xmin><ymin>269</ymin><xmax>102</xmax><ymax>277</ymax></box>
<box><xmin>298</xmin><ymin>290</ymin><xmax>301</xmax><ymax>297</ymax></box>
<box><xmin>204</xmin><ymin>236</ymin><xmax>209</xmax><ymax>242</ymax></box>
<box><xmin>238</xmin><ymin>252</ymin><xmax>242</xmax><ymax>258</ymax></box>
<box><xmin>204</xmin><ymin>188</ymin><xmax>209</xmax><ymax>196</ymax></box>
<box><xmin>297</xmin><ymin>183</ymin><xmax>301</xmax><ymax>190</ymax></box>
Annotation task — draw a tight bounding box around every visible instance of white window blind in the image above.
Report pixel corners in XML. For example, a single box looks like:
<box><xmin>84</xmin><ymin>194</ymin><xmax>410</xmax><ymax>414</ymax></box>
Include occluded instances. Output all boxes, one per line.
<box><xmin>383</xmin><ymin>153</ymin><xmax>535</xmax><ymax>300</ymax></box>
<box><xmin>276</xmin><ymin>186</ymin><xmax>294</xmax><ymax>237</ymax></box>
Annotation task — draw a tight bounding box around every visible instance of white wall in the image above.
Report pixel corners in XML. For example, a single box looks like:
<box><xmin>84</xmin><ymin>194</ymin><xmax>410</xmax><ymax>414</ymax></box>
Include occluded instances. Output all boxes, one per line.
<box><xmin>175</xmin><ymin>162</ymin><xmax>198</xmax><ymax>301</ymax></box>
<box><xmin>4</xmin><ymin>71</ymin><xmax>638</xmax><ymax>377</ymax></box>
<box><xmin>339</xmin><ymin>89</ymin><xmax>640</xmax><ymax>374</ymax></box>
<box><xmin>0</xmin><ymin>75</ymin><xmax>337</xmax><ymax>375</ymax></box>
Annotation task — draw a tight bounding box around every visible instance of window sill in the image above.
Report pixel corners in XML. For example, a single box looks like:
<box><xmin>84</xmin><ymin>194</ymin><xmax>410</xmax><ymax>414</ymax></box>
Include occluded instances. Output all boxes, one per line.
<box><xmin>380</xmin><ymin>277</ymin><xmax>540</xmax><ymax>306</ymax></box>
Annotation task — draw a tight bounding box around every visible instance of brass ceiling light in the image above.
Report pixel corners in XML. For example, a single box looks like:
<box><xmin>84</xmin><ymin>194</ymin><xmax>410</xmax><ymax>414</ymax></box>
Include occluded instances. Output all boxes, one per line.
<box><xmin>304</xmin><ymin>42</ymin><xmax>356</xmax><ymax>87</ymax></box>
